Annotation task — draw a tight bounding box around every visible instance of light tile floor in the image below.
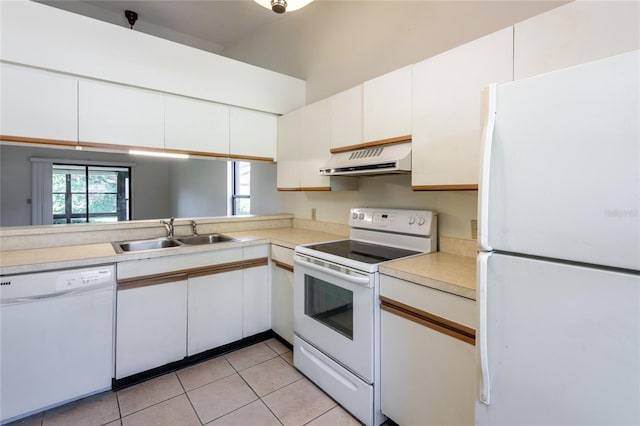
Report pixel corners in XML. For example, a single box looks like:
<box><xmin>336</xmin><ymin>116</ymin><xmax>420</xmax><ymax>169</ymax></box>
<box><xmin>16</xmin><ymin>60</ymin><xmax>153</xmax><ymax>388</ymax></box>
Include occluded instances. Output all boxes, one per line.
<box><xmin>9</xmin><ymin>338</ymin><xmax>363</xmax><ymax>426</ymax></box>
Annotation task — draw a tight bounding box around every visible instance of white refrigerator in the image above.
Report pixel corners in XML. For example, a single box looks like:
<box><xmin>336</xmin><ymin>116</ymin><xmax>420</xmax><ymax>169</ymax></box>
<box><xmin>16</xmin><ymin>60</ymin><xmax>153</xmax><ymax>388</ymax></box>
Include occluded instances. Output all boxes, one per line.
<box><xmin>476</xmin><ymin>50</ymin><xmax>639</xmax><ymax>425</ymax></box>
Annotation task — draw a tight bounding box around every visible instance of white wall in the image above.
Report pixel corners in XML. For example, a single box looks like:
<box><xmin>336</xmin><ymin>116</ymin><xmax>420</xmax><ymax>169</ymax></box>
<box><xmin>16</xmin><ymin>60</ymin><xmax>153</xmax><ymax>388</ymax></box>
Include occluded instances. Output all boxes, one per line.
<box><xmin>281</xmin><ymin>174</ymin><xmax>478</xmax><ymax>240</ymax></box>
<box><xmin>250</xmin><ymin>161</ymin><xmax>283</xmax><ymax>216</ymax></box>
<box><xmin>168</xmin><ymin>158</ymin><xmax>228</xmax><ymax>218</ymax></box>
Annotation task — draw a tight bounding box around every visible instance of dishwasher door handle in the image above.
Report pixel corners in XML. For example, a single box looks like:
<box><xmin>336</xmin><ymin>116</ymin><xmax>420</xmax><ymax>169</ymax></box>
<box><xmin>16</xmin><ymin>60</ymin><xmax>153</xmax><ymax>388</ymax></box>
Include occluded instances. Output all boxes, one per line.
<box><xmin>1</xmin><ymin>283</ymin><xmax>113</xmax><ymax>306</ymax></box>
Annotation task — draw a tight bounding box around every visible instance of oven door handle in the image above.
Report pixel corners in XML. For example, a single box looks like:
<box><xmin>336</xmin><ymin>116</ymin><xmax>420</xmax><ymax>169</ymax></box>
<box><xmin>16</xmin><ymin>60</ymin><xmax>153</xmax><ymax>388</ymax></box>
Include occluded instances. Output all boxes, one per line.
<box><xmin>293</xmin><ymin>255</ymin><xmax>372</xmax><ymax>287</ymax></box>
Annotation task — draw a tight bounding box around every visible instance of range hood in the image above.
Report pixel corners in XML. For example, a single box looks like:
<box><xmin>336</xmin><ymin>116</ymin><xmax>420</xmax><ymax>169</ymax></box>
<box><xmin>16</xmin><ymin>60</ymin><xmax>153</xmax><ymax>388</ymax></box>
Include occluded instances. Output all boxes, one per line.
<box><xmin>319</xmin><ymin>142</ymin><xmax>411</xmax><ymax>176</ymax></box>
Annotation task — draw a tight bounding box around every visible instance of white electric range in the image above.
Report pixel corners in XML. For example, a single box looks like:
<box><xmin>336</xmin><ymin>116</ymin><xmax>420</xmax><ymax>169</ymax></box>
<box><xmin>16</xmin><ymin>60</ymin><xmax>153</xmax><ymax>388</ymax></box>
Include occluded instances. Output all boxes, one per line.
<box><xmin>293</xmin><ymin>208</ymin><xmax>437</xmax><ymax>426</ymax></box>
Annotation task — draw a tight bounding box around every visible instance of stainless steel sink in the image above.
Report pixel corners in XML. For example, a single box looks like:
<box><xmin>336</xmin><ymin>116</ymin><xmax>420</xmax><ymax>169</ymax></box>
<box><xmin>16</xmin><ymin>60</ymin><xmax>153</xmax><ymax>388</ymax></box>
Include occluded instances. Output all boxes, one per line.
<box><xmin>113</xmin><ymin>238</ymin><xmax>183</xmax><ymax>254</ymax></box>
<box><xmin>176</xmin><ymin>234</ymin><xmax>237</xmax><ymax>245</ymax></box>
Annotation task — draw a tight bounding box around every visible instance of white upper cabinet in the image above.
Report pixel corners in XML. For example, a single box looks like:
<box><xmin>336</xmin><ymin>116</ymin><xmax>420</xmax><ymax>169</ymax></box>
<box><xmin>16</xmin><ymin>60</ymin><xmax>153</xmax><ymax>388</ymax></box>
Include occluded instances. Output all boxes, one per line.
<box><xmin>514</xmin><ymin>1</ymin><xmax>640</xmax><ymax>80</ymax></box>
<box><xmin>0</xmin><ymin>64</ymin><xmax>78</xmax><ymax>143</ymax></box>
<box><xmin>329</xmin><ymin>85</ymin><xmax>363</xmax><ymax>151</ymax></box>
<box><xmin>412</xmin><ymin>27</ymin><xmax>513</xmax><ymax>190</ymax></box>
<box><xmin>276</xmin><ymin>100</ymin><xmax>333</xmax><ymax>191</ymax></box>
<box><xmin>230</xmin><ymin>108</ymin><xmax>277</xmax><ymax>160</ymax></box>
<box><xmin>79</xmin><ymin>80</ymin><xmax>164</xmax><ymax>149</ymax></box>
<box><xmin>363</xmin><ymin>65</ymin><xmax>412</xmax><ymax>143</ymax></box>
<box><xmin>276</xmin><ymin>110</ymin><xmax>301</xmax><ymax>190</ymax></box>
<box><xmin>299</xmin><ymin>99</ymin><xmax>331</xmax><ymax>189</ymax></box>
<box><xmin>165</xmin><ymin>96</ymin><xmax>229</xmax><ymax>156</ymax></box>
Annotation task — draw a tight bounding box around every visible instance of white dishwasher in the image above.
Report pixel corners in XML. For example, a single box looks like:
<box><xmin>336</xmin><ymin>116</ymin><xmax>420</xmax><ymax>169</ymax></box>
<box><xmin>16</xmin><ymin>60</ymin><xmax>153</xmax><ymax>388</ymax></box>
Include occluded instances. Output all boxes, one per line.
<box><xmin>0</xmin><ymin>265</ymin><xmax>116</xmax><ymax>424</ymax></box>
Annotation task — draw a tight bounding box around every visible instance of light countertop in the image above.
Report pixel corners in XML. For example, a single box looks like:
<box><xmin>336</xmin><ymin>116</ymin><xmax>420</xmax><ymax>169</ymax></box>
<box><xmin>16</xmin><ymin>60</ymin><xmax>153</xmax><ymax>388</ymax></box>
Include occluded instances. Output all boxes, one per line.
<box><xmin>379</xmin><ymin>252</ymin><xmax>476</xmax><ymax>300</ymax></box>
<box><xmin>226</xmin><ymin>228</ymin><xmax>345</xmax><ymax>250</ymax></box>
<box><xmin>1</xmin><ymin>227</ymin><xmax>476</xmax><ymax>301</ymax></box>
<box><xmin>0</xmin><ymin>227</ymin><xmax>345</xmax><ymax>275</ymax></box>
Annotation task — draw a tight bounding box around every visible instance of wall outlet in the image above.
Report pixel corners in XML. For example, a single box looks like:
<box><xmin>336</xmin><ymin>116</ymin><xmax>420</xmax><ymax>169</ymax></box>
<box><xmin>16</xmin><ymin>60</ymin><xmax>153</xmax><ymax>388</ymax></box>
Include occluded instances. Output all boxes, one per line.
<box><xmin>471</xmin><ymin>219</ymin><xmax>478</xmax><ymax>240</ymax></box>
<box><xmin>311</xmin><ymin>208</ymin><xmax>317</xmax><ymax>221</ymax></box>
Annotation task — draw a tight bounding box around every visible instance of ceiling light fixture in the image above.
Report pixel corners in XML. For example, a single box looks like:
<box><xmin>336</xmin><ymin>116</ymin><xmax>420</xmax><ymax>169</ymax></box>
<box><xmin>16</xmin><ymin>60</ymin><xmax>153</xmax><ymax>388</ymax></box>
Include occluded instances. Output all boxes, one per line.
<box><xmin>129</xmin><ymin>150</ymin><xmax>189</xmax><ymax>159</ymax></box>
<box><xmin>254</xmin><ymin>0</ymin><xmax>313</xmax><ymax>14</ymax></box>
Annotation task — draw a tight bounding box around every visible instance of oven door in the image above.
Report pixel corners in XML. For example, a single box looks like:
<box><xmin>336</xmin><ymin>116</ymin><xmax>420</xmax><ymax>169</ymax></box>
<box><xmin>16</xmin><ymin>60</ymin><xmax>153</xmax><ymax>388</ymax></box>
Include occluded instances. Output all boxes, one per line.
<box><xmin>293</xmin><ymin>253</ymin><xmax>375</xmax><ymax>383</ymax></box>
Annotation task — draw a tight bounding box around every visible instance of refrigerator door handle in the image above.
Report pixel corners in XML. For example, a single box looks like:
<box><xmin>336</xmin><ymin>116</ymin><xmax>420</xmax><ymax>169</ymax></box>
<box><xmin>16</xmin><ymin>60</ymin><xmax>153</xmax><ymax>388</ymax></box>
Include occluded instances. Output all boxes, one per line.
<box><xmin>477</xmin><ymin>251</ymin><xmax>491</xmax><ymax>405</ymax></box>
<box><xmin>477</xmin><ymin>84</ymin><xmax>497</xmax><ymax>252</ymax></box>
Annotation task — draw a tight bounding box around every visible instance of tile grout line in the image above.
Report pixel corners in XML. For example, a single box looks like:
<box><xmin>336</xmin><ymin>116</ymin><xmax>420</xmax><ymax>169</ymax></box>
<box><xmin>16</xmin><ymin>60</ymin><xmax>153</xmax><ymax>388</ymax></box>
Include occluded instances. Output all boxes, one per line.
<box><xmin>175</xmin><ymin>370</ymin><xmax>205</xmax><ymax>425</ymax></box>
<box><xmin>116</xmin><ymin>373</ymin><xmax>184</xmax><ymax>420</ymax></box>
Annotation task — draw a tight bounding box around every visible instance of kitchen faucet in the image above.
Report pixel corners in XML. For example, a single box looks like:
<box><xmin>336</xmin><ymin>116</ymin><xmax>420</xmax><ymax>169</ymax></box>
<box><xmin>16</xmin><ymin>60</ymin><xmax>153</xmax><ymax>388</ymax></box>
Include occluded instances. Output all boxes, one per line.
<box><xmin>191</xmin><ymin>220</ymin><xmax>198</xmax><ymax>236</ymax></box>
<box><xmin>160</xmin><ymin>217</ymin><xmax>175</xmax><ymax>238</ymax></box>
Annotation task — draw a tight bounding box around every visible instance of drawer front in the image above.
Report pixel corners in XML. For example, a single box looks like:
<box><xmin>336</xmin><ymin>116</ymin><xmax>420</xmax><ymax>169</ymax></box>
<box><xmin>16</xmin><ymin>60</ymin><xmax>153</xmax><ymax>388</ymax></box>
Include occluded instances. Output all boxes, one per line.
<box><xmin>117</xmin><ymin>248</ymin><xmax>243</xmax><ymax>280</ymax></box>
<box><xmin>380</xmin><ymin>274</ymin><xmax>476</xmax><ymax>329</ymax></box>
<box><xmin>271</xmin><ymin>244</ymin><xmax>294</xmax><ymax>267</ymax></box>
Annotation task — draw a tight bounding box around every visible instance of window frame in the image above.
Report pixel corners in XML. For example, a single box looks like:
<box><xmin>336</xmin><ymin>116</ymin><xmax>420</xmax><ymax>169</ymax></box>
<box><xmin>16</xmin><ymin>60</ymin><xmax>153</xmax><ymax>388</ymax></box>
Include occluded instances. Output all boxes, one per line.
<box><xmin>52</xmin><ymin>163</ymin><xmax>131</xmax><ymax>224</ymax></box>
<box><xmin>231</xmin><ymin>161</ymin><xmax>250</xmax><ymax>215</ymax></box>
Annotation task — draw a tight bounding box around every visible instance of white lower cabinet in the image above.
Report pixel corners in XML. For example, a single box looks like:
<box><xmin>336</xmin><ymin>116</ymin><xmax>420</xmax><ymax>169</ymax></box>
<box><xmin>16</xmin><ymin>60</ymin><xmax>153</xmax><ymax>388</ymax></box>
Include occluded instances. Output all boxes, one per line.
<box><xmin>270</xmin><ymin>244</ymin><xmax>294</xmax><ymax>344</ymax></box>
<box><xmin>116</xmin><ymin>245</ymin><xmax>270</xmax><ymax>378</ymax></box>
<box><xmin>188</xmin><ymin>269</ymin><xmax>243</xmax><ymax>356</ymax></box>
<box><xmin>380</xmin><ymin>275</ymin><xmax>476</xmax><ymax>426</ymax></box>
<box><xmin>116</xmin><ymin>279</ymin><xmax>188</xmax><ymax>379</ymax></box>
<box><xmin>242</xmin><ymin>245</ymin><xmax>271</xmax><ymax>337</ymax></box>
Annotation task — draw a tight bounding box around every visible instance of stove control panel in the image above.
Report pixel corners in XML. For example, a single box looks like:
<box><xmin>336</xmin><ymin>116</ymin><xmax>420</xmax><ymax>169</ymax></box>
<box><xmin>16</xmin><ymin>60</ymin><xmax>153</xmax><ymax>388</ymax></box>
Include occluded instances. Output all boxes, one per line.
<box><xmin>349</xmin><ymin>208</ymin><xmax>436</xmax><ymax>236</ymax></box>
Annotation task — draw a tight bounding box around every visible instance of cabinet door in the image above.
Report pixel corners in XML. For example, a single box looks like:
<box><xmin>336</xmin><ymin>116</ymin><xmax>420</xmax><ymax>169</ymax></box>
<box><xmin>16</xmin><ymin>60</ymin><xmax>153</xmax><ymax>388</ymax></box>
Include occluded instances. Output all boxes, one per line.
<box><xmin>380</xmin><ymin>309</ymin><xmax>475</xmax><ymax>426</ymax></box>
<box><xmin>329</xmin><ymin>85</ymin><xmax>363</xmax><ymax>150</ymax></box>
<box><xmin>187</xmin><ymin>270</ymin><xmax>243</xmax><ymax>356</ymax></box>
<box><xmin>276</xmin><ymin>110</ymin><xmax>301</xmax><ymax>190</ymax></box>
<box><xmin>412</xmin><ymin>27</ymin><xmax>513</xmax><ymax>189</ymax></box>
<box><xmin>230</xmin><ymin>108</ymin><xmax>277</xmax><ymax>161</ymax></box>
<box><xmin>243</xmin><ymin>265</ymin><xmax>271</xmax><ymax>336</ymax></box>
<box><xmin>299</xmin><ymin>99</ymin><xmax>331</xmax><ymax>189</ymax></box>
<box><xmin>514</xmin><ymin>1</ymin><xmax>640</xmax><ymax>80</ymax></box>
<box><xmin>165</xmin><ymin>95</ymin><xmax>229</xmax><ymax>156</ymax></box>
<box><xmin>1</xmin><ymin>63</ymin><xmax>78</xmax><ymax>143</ymax></box>
<box><xmin>242</xmin><ymin>245</ymin><xmax>271</xmax><ymax>337</ymax></box>
<box><xmin>79</xmin><ymin>80</ymin><xmax>164</xmax><ymax>149</ymax></box>
<box><xmin>271</xmin><ymin>245</ymin><xmax>294</xmax><ymax>345</ymax></box>
<box><xmin>380</xmin><ymin>275</ymin><xmax>476</xmax><ymax>425</ymax></box>
<box><xmin>363</xmin><ymin>65</ymin><xmax>412</xmax><ymax>143</ymax></box>
<box><xmin>271</xmin><ymin>264</ymin><xmax>294</xmax><ymax>345</ymax></box>
<box><xmin>116</xmin><ymin>280</ymin><xmax>187</xmax><ymax>379</ymax></box>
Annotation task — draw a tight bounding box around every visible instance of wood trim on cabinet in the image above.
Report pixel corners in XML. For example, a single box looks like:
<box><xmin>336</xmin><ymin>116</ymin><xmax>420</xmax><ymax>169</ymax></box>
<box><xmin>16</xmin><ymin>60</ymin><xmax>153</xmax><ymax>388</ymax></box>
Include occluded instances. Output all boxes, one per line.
<box><xmin>299</xmin><ymin>187</ymin><xmax>331</xmax><ymax>191</ymax></box>
<box><xmin>0</xmin><ymin>135</ymin><xmax>78</xmax><ymax>147</ymax></box>
<box><xmin>78</xmin><ymin>141</ymin><xmax>230</xmax><ymax>159</ymax></box>
<box><xmin>380</xmin><ymin>296</ymin><xmax>476</xmax><ymax>345</ymax></box>
<box><xmin>118</xmin><ymin>272</ymin><xmax>188</xmax><ymax>290</ymax></box>
<box><xmin>273</xmin><ymin>260</ymin><xmax>294</xmax><ymax>273</ymax></box>
<box><xmin>118</xmin><ymin>257</ymin><xmax>269</xmax><ymax>289</ymax></box>
<box><xmin>276</xmin><ymin>187</ymin><xmax>332</xmax><ymax>192</ymax></box>
<box><xmin>412</xmin><ymin>184</ymin><xmax>478</xmax><ymax>191</ymax></box>
<box><xmin>329</xmin><ymin>135</ymin><xmax>412</xmax><ymax>154</ymax></box>
<box><xmin>244</xmin><ymin>257</ymin><xmax>269</xmax><ymax>269</ymax></box>
<box><xmin>229</xmin><ymin>154</ymin><xmax>274</xmax><ymax>162</ymax></box>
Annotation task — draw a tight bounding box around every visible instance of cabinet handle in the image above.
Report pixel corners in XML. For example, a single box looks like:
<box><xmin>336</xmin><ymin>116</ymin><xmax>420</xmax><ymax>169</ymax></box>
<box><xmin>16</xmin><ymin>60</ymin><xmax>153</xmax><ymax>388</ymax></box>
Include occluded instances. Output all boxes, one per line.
<box><xmin>478</xmin><ymin>83</ymin><xmax>497</xmax><ymax>252</ymax></box>
<box><xmin>273</xmin><ymin>260</ymin><xmax>294</xmax><ymax>273</ymax></box>
<box><xmin>380</xmin><ymin>296</ymin><xmax>475</xmax><ymax>345</ymax></box>
<box><xmin>477</xmin><ymin>252</ymin><xmax>491</xmax><ymax>405</ymax></box>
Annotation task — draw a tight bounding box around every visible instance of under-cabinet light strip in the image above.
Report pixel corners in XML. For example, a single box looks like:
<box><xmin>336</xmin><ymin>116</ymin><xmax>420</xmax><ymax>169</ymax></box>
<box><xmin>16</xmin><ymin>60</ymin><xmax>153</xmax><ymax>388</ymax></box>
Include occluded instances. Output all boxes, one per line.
<box><xmin>129</xmin><ymin>150</ymin><xmax>189</xmax><ymax>159</ymax></box>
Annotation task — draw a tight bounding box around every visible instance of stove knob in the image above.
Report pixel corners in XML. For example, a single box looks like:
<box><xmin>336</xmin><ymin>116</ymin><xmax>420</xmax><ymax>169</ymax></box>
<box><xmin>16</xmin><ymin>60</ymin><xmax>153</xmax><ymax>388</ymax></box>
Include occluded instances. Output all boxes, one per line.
<box><xmin>408</xmin><ymin>216</ymin><xmax>416</xmax><ymax>225</ymax></box>
<box><xmin>352</xmin><ymin>212</ymin><xmax>359</xmax><ymax>220</ymax></box>
<box><xmin>417</xmin><ymin>216</ymin><xmax>426</xmax><ymax>226</ymax></box>
<box><xmin>358</xmin><ymin>212</ymin><xmax>365</xmax><ymax>220</ymax></box>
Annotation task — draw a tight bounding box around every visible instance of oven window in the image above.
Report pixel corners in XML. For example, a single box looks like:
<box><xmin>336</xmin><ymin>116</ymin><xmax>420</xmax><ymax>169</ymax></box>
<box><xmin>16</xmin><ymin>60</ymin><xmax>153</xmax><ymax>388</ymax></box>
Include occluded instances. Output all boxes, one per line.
<box><xmin>304</xmin><ymin>275</ymin><xmax>354</xmax><ymax>340</ymax></box>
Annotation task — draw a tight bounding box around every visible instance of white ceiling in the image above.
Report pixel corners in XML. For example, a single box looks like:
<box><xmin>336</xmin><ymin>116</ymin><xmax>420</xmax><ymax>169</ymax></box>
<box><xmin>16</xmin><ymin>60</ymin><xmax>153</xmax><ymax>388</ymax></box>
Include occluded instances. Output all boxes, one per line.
<box><xmin>37</xmin><ymin>0</ymin><xmax>568</xmax><ymax>103</ymax></box>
